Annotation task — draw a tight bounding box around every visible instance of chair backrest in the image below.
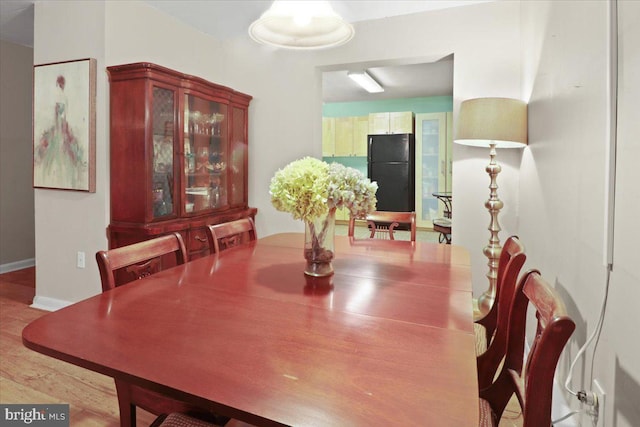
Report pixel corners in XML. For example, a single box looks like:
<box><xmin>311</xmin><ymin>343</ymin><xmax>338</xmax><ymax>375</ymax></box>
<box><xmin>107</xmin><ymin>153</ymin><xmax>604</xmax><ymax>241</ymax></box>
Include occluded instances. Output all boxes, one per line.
<box><xmin>348</xmin><ymin>211</ymin><xmax>416</xmax><ymax>242</ymax></box>
<box><xmin>476</xmin><ymin>236</ymin><xmax>527</xmax><ymax>389</ymax></box>
<box><xmin>480</xmin><ymin>270</ymin><xmax>575</xmax><ymax>427</ymax></box>
<box><xmin>206</xmin><ymin>217</ymin><xmax>257</xmax><ymax>254</ymax></box>
<box><xmin>95</xmin><ymin>232</ymin><xmax>188</xmax><ymax>292</ymax></box>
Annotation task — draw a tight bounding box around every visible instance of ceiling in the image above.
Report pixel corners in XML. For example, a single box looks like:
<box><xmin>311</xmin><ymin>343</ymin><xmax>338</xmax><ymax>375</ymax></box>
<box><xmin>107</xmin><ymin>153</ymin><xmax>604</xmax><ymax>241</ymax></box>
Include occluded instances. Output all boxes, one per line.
<box><xmin>0</xmin><ymin>1</ymin><xmax>489</xmax><ymax>102</ymax></box>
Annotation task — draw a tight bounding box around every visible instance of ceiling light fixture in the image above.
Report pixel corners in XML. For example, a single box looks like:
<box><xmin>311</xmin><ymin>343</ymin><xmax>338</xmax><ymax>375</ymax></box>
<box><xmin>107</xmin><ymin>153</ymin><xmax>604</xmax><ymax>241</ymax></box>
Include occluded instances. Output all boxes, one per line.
<box><xmin>248</xmin><ymin>1</ymin><xmax>354</xmax><ymax>50</ymax></box>
<box><xmin>347</xmin><ymin>71</ymin><xmax>384</xmax><ymax>93</ymax></box>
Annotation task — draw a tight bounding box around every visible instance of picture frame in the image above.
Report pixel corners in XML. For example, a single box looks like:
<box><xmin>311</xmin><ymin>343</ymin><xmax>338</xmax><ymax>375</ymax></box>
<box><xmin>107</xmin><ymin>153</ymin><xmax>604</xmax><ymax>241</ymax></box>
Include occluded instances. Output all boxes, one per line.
<box><xmin>33</xmin><ymin>58</ymin><xmax>96</xmax><ymax>192</ymax></box>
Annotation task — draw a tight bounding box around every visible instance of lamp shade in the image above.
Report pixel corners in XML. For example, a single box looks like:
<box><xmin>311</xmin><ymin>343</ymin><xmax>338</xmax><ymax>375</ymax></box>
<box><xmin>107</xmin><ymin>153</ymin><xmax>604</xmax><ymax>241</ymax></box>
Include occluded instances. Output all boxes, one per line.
<box><xmin>455</xmin><ymin>98</ymin><xmax>528</xmax><ymax>148</ymax></box>
<box><xmin>249</xmin><ymin>1</ymin><xmax>354</xmax><ymax>50</ymax></box>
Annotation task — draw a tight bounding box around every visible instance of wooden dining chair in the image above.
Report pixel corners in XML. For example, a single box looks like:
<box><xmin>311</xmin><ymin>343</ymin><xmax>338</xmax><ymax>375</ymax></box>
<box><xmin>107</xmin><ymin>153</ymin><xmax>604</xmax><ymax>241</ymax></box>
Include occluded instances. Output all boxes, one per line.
<box><xmin>478</xmin><ymin>269</ymin><xmax>575</xmax><ymax>426</ymax></box>
<box><xmin>474</xmin><ymin>236</ymin><xmax>526</xmax><ymax>390</ymax></box>
<box><xmin>473</xmin><ymin>236</ymin><xmax>526</xmax><ymax>351</ymax></box>
<box><xmin>205</xmin><ymin>217</ymin><xmax>257</xmax><ymax>254</ymax></box>
<box><xmin>95</xmin><ymin>232</ymin><xmax>188</xmax><ymax>292</ymax></box>
<box><xmin>348</xmin><ymin>211</ymin><xmax>417</xmax><ymax>241</ymax></box>
<box><xmin>95</xmin><ymin>233</ymin><xmax>227</xmax><ymax>427</ymax></box>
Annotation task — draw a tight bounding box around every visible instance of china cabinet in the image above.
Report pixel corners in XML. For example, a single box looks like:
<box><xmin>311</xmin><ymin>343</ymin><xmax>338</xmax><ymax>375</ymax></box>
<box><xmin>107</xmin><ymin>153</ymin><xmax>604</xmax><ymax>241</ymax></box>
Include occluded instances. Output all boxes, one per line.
<box><xmin>415</xmin><ymin>112</ymin><xmax>452</xmax><ymax>228</ymax></box>
<box><xmin>107</xmin><ymin>63</ymin><xmax>256</xmax><ymax>258</ymax></box>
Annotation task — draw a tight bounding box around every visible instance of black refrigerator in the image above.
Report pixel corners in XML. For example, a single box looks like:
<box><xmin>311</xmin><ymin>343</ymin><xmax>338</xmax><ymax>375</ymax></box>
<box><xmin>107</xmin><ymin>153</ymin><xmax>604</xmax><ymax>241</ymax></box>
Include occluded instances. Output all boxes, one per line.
<box><xmin>367</xmin><ymin>133</ymin><xmax>415</xmax><ymax>212</ymax></box>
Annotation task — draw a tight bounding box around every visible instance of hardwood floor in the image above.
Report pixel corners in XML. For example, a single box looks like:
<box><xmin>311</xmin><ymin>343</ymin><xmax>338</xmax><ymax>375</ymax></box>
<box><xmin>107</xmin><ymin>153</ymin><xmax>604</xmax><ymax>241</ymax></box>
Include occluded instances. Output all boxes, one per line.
<box><xmin>0</xmin><ymin>268</ymin><xmax>157</xmax><ymax>427</ymax></box>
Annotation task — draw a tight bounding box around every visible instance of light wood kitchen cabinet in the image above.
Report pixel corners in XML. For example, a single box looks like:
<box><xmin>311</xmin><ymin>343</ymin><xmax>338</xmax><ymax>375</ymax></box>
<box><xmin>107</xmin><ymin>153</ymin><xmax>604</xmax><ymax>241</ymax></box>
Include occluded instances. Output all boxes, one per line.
<box><xmin>322</xmin><ymin>117</ymin><xmax>336</xmax><ymax>157</ymax></box>
<box><xmin>368</xmin><ymin>111</ymin><xmax>414</xmax><ymax>134</ymax></box>
<box><xmin>325</xmin><ymin>116</ymin><xmax>368</xmax><ymax>157</ymax></box>
<box><xmin>334</xmin><ymin>117</ymin><xmax>354</xmax><ymax>156</ymax></box>
<box><xmin>415</xmin><ymin>112</ymin><xmax>452</xmax><ymax>228</ymax></box>
<box><xmin>352</xmin><ymin>115</ymin><xmax>369</xmax><ymax>156</ymax></box>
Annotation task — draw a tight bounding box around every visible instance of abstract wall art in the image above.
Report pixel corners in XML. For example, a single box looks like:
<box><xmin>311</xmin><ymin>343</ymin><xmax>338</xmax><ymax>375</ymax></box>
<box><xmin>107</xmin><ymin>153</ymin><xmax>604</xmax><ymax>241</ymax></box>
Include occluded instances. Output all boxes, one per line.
<box><xmin>33</xmin><ymin>58</ymin><xmax>96</xmax><ymax>192</ymax></box>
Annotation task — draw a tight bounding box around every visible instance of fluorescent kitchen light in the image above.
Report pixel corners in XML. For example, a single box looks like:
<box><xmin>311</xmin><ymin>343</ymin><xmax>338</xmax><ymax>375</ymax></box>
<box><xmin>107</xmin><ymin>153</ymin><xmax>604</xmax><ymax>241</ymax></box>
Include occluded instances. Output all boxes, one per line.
<box><xmin>348</xmin><ymin>71</ymin><xmax>384</xmax><ymax>93</ymax></box>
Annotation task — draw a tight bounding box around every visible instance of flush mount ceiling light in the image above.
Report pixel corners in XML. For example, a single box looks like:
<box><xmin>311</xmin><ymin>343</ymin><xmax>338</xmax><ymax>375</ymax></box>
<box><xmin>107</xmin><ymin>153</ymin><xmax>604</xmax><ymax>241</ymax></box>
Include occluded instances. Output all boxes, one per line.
<box><xmin>347</xmin><ymin>71</ymin><xmax>384</xmax><ymax>93</ymax></box>
<box><xmin>248</xmin><ymin>1</ymin><xmax>354</xmax><ymax>50</ymax></box>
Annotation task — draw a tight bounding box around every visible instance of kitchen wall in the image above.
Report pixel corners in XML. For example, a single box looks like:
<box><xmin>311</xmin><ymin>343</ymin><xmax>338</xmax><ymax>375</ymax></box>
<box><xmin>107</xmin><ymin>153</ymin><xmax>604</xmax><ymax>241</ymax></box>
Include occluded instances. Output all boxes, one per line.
<box><xmin>322</xmin><ymin>95</ymin><xmax>453</xmax><ymax>117</ymax></box>
<box><xmin>0</xmin><ymin>40</ymin><xmax>35</xmax><ymax>271</ymax></box>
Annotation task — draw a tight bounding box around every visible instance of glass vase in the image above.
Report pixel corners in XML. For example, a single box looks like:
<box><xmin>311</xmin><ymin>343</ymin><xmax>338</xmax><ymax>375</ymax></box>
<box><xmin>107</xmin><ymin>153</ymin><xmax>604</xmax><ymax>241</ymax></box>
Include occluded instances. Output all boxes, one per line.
<box><xmin>304</xmin><ymin>208</ymin><xmax>336</xmax><ymax>277</ymax></box>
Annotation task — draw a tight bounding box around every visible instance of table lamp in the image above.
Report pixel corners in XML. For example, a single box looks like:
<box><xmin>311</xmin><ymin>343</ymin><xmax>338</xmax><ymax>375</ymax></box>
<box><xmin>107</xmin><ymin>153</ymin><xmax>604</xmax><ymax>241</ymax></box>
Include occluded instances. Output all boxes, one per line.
<box><xmin>454</xmin><ymin>97</ymin><xmax>528</xmax><ymax>315</ymax></box>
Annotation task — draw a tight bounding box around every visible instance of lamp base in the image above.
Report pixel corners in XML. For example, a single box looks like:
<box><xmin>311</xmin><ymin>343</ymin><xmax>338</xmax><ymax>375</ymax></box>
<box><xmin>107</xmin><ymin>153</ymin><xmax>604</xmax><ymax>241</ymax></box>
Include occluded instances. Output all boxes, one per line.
<box><xmin>476</xmin><ymin>291</ymin><xmax>495</xmax><ymax>317</ymax></box>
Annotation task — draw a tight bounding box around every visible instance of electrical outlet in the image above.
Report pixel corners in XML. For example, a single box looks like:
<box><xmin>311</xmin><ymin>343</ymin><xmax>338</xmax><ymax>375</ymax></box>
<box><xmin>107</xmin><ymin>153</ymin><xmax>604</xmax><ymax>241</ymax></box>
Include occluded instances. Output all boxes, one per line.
<box><xmin>592</xmin><ymin>379</ymin><xmax>606</xmax><ymax>427</ymax></box>
<box><xmin>76</xmin><ymin>251</ymin><xmax>85</xmax><ymax>269</ymax></box>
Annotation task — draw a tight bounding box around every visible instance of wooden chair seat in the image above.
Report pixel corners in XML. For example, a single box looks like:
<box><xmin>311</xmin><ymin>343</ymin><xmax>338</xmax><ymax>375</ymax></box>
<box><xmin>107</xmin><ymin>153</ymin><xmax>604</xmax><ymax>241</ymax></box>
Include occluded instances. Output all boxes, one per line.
<box><xmin>206</xmin><ymin>217</ymin><xmax>257</xmax><ymax>253</ymax></box>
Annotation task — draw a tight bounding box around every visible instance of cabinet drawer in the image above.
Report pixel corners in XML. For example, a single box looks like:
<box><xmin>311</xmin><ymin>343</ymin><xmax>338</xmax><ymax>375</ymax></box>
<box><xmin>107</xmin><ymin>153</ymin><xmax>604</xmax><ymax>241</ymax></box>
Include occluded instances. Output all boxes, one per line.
<box><xmin>188</xmin><ymin>227</ymin><xmax>210</xmax><ymax>254</ymax></box>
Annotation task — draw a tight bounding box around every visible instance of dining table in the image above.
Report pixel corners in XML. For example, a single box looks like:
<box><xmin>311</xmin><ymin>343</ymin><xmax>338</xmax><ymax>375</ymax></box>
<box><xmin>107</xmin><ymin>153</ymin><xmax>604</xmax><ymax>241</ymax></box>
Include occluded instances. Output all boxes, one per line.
<box><xmin>22</xmin><ymin>233</ymin><xmax>479</xmax><ymax>426</ymax></box>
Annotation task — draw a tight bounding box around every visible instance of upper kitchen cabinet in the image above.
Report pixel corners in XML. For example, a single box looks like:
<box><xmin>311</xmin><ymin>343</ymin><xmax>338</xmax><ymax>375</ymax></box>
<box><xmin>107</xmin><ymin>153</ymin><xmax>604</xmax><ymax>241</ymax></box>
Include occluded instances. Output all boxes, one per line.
<box><xmin>322</xmin><ymin>117</ymin><xmax>336</xmax><ymax>157</ymax></box>
<box><xmin>324</xmin><ymin>116</ymin><xmax>368</xmax><ymax>157</ymax></box>
<box><xmin>368</xmin><ymin>111</ymin><xmax>414</xmax><ymax>135</ymax></box>
<box><xmin>352</xmin><ymin>116</ymin><xmax>369</xmax><ymax>156</ymax></box>
<box><xmin>107</xmin><ymin>63</ymin><xmax>256</xmax><ymax>257</ymax></box>
<box><xmin>415</xmin><ymin>112</ymin><xmax>452</xmax><ymax>228</ymax></box>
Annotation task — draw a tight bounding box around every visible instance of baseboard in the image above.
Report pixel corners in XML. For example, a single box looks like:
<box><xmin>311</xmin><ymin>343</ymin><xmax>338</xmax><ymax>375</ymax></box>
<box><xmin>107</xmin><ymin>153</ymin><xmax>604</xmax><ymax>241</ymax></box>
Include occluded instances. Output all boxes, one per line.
<box><xmin>31</xmin><ymin>295</ymin><xmax>72</xmax><ymax>312</ymax></box>
<box><xmin>0</xmin><ymin>258</ymin><xmax>35</xmax><ymax>274</ymax></box>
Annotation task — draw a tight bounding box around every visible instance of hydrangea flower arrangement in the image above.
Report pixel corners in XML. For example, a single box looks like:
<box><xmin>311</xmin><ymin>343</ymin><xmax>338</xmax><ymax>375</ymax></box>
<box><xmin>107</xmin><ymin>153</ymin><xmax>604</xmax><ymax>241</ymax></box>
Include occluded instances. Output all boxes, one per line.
<box><xmin>269</xmin><ymin>157</ymin><xmax>377</xmax><ymax>222</ymax></box>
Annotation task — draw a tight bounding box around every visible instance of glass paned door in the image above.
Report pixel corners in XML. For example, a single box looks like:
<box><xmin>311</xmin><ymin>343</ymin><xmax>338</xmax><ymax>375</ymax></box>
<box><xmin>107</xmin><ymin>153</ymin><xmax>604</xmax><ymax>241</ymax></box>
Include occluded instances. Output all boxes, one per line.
<box><xmin>183</xmin><ymin>94</ymin><xmax>228</xmax><ymax>214</ymax></box>
<box><xmin>152</xmin><ymin>87</ymin><xmax>175</xmax><ymax>219</ymax></box>
<box><xmin>415</xmin><ymin>113</ymin><xmax>449</xmax><ymax>228</ymax></box>
<box><xmin>228</xmin><ymin>107</ymin><xmax>247</xmax><ymax>206</ymax></box>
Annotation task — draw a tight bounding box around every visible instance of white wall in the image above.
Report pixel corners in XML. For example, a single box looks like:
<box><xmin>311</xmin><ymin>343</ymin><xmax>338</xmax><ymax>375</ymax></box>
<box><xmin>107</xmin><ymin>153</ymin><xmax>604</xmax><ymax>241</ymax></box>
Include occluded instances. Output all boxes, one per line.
<box><xmin>33</xmin><ymin>0</ymin><xmax>107</xmax><ymax>306</ymax></box>
<box><xmin>521</xmin><ymin>1</ymin><xmax>640</xmax><ymax>426</ymax></box>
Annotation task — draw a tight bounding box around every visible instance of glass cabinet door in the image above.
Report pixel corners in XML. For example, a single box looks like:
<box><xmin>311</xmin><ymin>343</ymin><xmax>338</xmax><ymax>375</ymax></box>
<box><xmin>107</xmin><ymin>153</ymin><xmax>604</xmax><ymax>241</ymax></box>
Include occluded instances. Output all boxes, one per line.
<box><xmin>152</xmin><ymin>86</ymin><xmax>176</xmax><ymax>219</ymax></box>
<box><xmin>183</xmin><ymin>94</ymin><xmax>228</xmax><ymax>214</ymax></box>
<box><xmin>415</xmin><ymin>112</ymin><xmax>451</xmax><ymax>228</ymax></box>
<box><xmin>229</xmin><ymin>106</ymin><xmax>247</xmax><ymax>206</ymax></box>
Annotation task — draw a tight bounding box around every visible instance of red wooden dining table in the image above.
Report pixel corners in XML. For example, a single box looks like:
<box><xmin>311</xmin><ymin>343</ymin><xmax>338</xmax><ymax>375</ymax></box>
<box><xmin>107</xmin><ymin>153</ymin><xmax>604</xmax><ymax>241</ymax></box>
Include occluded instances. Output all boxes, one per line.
<box><xmin>22</xmin><ymin>233</ymin><xmax>479</xmax><ymax>426</ymax></box>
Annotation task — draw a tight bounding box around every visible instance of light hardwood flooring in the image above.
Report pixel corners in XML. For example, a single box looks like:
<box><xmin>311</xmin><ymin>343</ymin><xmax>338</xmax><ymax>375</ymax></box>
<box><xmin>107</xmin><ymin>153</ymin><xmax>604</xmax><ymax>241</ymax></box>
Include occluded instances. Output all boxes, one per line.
<box><xmin>0</xmin><ymin>267</ymin><xmax>157</xmax><ymax>426</ymax></box>
<box><xmin>1</xmin><ymin>267</ymin><xmax>522</xmax><ymax>427</ymax></box>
